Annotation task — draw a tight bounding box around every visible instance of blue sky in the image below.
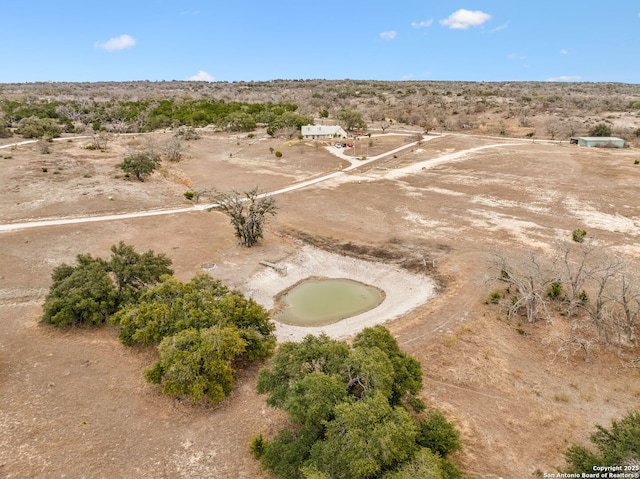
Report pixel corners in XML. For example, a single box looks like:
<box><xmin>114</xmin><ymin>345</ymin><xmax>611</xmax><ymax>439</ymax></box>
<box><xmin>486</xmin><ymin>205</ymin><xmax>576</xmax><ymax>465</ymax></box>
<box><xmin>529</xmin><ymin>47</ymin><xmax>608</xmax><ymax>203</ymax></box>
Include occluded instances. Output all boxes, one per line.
<box><xmin>1</xmin><ymin>1</ymin><xmax>638</xmax><ymax>83</ymax></box>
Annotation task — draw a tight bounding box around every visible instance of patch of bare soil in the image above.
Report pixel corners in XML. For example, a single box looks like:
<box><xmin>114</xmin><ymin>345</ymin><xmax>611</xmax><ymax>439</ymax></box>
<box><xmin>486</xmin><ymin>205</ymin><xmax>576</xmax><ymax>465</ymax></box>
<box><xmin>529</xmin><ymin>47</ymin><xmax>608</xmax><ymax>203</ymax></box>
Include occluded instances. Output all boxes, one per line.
<box><xmin>1</xmin><ymin>129</ymin><xmax>639</xmax><ymax>478</ymax></box>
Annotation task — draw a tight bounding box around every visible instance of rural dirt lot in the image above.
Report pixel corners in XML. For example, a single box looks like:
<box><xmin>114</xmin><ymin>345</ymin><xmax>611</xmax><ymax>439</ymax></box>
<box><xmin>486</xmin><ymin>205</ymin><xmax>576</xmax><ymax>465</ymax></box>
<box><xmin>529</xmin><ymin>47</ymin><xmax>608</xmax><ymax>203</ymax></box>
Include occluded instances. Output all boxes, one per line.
<box><xmin>1</xmin><ymin>129</ymin><xmax>639</xmax><ymax>478</ymax></box>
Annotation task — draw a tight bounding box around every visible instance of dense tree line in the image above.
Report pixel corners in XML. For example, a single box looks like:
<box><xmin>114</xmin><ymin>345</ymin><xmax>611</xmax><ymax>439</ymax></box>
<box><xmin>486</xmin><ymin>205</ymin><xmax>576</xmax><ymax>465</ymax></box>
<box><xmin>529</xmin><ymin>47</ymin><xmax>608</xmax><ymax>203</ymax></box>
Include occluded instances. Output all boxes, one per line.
<box><xmin>2</xmin><ymin>79</ymin><xmax>640</xmax><ymax>142</ymax></box>
<box><xmin>0</xmin><ymin>97</ymin><xmax>312</xmax><ymax>136</ymax></box>
<box><xmin>41</xmin><ymin>243</ymin><xmax>275</xmax><ymax>404</ymax></box>
<box><xmin>252</xmin><ymin>327</ymin><xmax>462</xmax><ymax>479</ymax></box>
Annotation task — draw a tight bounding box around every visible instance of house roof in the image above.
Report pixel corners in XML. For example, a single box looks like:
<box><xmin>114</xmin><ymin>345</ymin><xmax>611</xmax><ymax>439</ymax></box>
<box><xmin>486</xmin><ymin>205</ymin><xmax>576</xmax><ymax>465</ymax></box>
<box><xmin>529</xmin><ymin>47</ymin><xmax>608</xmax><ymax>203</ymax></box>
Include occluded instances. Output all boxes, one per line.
<box><xmin>301</xmin><ymin>125</ymin><xmax>346</xmax><ymax>135</ymax></box>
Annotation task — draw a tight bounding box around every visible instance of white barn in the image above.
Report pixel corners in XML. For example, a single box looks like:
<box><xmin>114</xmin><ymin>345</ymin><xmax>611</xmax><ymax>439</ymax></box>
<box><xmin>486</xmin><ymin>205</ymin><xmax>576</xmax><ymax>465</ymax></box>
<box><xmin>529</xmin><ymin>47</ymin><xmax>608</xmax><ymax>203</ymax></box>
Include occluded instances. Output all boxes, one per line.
<box><xmin>301</xmin><ymin>125</ymin><xmax>348</xmax><ymax>139</ymax></box>
<box><xmin>570</xmin><ymin>137</ymin><xmax>625</xmax><ymax>148</ymax></box>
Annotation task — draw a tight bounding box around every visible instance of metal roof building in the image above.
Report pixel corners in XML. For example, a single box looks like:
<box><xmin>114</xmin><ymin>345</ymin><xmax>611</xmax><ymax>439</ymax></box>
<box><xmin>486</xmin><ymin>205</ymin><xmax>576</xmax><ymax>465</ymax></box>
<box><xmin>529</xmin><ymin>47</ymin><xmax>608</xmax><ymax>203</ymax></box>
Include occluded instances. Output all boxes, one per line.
<box><xmin>570</xmin><ymin>137</ymin><xmax>625</xmax><ymax>148</ymax></box>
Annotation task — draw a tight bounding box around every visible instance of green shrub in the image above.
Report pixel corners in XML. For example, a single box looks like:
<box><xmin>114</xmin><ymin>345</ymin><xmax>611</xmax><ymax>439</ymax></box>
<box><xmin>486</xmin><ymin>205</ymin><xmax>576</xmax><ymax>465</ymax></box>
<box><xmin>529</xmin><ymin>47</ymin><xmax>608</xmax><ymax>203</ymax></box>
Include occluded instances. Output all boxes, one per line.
<box><xmin>274</xmin><ymin>150</ymin><xmax>283</xmax><ymax>158</ymax></box>
<box><xmin>144</xmin><ymin>326</ymin><xmax>247</xmax><ymax>404</ymax></box>
<box><xmin>562</xmin><ymin>409</ymin><xmax>640</xmax><ymax>473</ymax></box>
<box><xmin>250</xmin><ymin>434</ymin><xmax>266</xmax><ymax>459</ymax></box>
<box><xmin>118</xmin><ymin>152</ymin><xmax>158</xmax><ymax>181</ymax></box>
<box><xmin>589</xmin><ymin>123</ymin><xmax>611</xmax><ymax>137</ymax></box>
<box><xmin>489</xmin><ymin>291</ymin><xmax>501</xmax><ymax>304</ymax></box>
<box><xmin>416</xmin><ymin>410</ymin><xmax>462</xmax><ymax>458</ymax></box>
<box><xmin>547</xmin><ymin>281</ymin><xmax>563</xmax><ymax>299</ymax></box>
<box><xmin>634</xmin><ymin>159</ymin><xmax>639</xmax><ymax>165</ymax></box>
<box><xmin>183</xmin><ymin>191</ymin><xmax>195</xmax><ymax>200</ymax></box>
<box><xmin>572</xmin><ymin>229</ymin><xmax>587</xmax><ymax>243</ymax></box>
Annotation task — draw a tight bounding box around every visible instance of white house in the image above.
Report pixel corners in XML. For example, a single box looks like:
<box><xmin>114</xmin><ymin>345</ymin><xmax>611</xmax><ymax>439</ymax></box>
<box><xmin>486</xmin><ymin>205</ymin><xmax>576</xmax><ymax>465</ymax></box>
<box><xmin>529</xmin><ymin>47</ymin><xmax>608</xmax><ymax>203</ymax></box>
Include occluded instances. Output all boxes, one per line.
<box><xmin>301</xmin><ymin>125</ymin><xmax>348</xmax><ymax>139</ymax></box>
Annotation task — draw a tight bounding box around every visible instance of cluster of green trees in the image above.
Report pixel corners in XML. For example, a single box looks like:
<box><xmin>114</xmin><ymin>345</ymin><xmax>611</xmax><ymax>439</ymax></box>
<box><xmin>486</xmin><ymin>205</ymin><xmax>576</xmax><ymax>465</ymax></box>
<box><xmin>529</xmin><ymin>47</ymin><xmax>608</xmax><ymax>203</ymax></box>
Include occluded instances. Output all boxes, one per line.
<box><xmin>41</xmin><ymin>242</ymin><xmax>275</xmax><ymax>404</ymax></box>
<box><xmin>252</xmin><ymin>327</ymin><xmax>462</xmax><ymax>479</ymax></box>
<box><xmin>15</xmin><ymin>116</ymin><xmax>63</xmax><ymax>138</ymax></box>
<box><xmin>0</xmin><ymin>97</ymin><xmax>313</xmax><ymax>137</ymax></box>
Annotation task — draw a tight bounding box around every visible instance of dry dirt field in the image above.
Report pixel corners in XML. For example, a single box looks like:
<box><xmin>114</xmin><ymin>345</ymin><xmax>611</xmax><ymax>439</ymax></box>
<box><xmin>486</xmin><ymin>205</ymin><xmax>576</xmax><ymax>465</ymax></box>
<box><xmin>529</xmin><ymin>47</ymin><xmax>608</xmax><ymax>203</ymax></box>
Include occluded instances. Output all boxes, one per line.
<box><xmin>1</xmin><ymin>128</ymin><xmax>640</xmax><ymax>478</ymax></box>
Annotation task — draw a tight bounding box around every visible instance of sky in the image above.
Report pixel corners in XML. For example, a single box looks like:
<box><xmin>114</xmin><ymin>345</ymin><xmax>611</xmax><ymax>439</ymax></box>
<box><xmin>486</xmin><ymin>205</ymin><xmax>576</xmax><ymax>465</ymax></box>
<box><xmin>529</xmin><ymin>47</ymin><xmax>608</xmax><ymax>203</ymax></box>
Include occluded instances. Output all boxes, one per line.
<box><xmin>1</xmin><ymin>1</ymin><xmax>639</xmax><ymax>84</ymax></box>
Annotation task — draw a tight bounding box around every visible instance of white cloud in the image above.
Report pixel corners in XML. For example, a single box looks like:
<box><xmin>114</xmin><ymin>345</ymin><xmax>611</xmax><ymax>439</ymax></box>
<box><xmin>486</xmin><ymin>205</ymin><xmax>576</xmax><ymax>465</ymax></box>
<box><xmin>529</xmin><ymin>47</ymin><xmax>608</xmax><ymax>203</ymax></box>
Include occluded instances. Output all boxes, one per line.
<box><xmin>547</xmin><ymin>75</ymin><xmax>582</xmax><ymax>82</ymax></box>
<box><xmin>380</xmin><ymin>30</ymin><xmax>397</xmax><ymax>40</ymax></box>
<box><xmin>560</xmin><ymin>49</ymin><xmax>569</xmax><ymax>55</ymax></box>
<box><xmin>400</xmin><ymin>74</ymin><xmax>414</xmax><ymax>80</ymax></box>
<box><xmin>180</xmin><ymin>10</ymin><xmax>200</xmax><ymax>16</ymax></box>
<box><xmin>507</xmin><ymin>53</ymin><xmax>527</xmax><ymax>61</ymax></box>
<box><xmin>187</xmin><ymin>71</ymin><xmax>215</xmax><ymax>82</ymax></box>
<box><xmin>411</xmin><ymin>20</ymin><xmax>433</xmax><ymax>28</ymax></box>
<box><xmin>490</xmin><ymin>21</ymin><xmax>509</xmax><ymax>33</ymax></box>
<box><xmin>95</xmin><ymin>34</ymin><xmax>137</xmax><ymax>52</ymax></box>
<box><xmin>440</xmin><ymin>9</ymin><xmax>491</xmax><ymax>29</ymax></box>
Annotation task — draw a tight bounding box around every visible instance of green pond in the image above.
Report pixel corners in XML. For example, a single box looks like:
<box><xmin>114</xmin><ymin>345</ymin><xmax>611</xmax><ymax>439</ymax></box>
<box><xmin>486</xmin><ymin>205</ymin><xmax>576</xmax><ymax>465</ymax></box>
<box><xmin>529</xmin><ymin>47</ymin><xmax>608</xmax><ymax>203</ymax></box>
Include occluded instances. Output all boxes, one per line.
<box><xmin>276</xmin><ymin>278</ymin><xmax>385</xmax><ymax>327</ymax></box>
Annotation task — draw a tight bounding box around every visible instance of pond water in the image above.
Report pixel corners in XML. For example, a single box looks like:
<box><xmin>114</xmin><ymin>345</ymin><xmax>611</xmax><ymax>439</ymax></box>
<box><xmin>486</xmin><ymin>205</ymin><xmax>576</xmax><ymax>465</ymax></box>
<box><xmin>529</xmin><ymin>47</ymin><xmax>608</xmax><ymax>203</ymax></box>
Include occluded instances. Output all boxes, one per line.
<box><xmin>276</xmin><ymin>277</ymin><xmax>385</xmax><ymax>327</ymax></box>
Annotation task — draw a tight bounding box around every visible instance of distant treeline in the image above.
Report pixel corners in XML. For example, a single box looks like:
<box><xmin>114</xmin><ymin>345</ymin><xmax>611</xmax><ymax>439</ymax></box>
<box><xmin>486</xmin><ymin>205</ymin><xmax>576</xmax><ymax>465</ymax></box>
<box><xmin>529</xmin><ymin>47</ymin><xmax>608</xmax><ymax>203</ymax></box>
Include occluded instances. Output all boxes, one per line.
<box><xmin>0</xmin><ymin>97</ymin><xmax>313</xmax><ymax>135</ymax></box>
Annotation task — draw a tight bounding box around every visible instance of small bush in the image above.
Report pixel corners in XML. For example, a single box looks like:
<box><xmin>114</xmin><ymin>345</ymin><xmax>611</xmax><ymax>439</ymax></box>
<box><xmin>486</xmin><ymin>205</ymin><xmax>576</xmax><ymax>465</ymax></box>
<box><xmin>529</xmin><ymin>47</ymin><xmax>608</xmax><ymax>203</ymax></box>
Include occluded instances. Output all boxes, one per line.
<box><xmin>41</xmin><ymin>167</ymin><xmax>48</xmax><ymax>172</ymax></box>
<box><xmin>634</xmin><ymin>159</ymin><xmax>639</xmax><ymax>165</ymax></box>
<box><xmin>183</xmin><ymin>191</ymin><xmax>195</xmax><ymax>201</ymax></box>
<box><xmin>37</xmin><ymin>138</ymin><xmax>52</xmax><ymax>154</ymax></box>
<box><xmin>547</xmin><ymin>281</ymin><xmax>563</xmax><ymax>299</ymax></box>
<box><xmin>572</xmin><ymin>229</ymin><xmax>587</xmax><ymax>243</ymax></box>
<box><xmin>250</xmin><ymin>433</ymin><xmax>266</xmax><ymax>459</ymax></box>
<box><xmin>489</xmin><ymin>291</ymin><xmax>501</xmax><ymax>304</ymax></box>
<box><xmin>269</xmin><ymin>147</ymin><xmax>274</xmax><ymax>154</ymax></box>
<box><xmin>175</xmin><ymin>126</ymin><xmax>200</xmax><ymax>140</ymax></box>
<box><xmin>589</xmin><ymin>123</ymin><xmax>611</xmax><ymax>137</ymax></box>
<box><xmin>274</xmin><ymin>150</ymin><xmax>283</xmax><ymax>158</ymax></box>
<box><xmin>247</xmin><ymin>133</ymin><xmax>254</xmax><ymax>139</ymax></box>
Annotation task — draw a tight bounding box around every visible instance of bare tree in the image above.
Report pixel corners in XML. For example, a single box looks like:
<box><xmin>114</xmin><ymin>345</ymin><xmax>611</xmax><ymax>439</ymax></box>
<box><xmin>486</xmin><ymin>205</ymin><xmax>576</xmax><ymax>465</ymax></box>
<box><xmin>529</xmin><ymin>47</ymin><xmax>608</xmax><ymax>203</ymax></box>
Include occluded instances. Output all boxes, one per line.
<box><xmin>492</xmin><ymin>253</ymin><xmax>559</xmax><ymax>323</ymax></box>
<box><xmin>164</xmin><ymin>137</ymin><xmax>186</xmax><ymax>162</ymax></box>
<box><xmin>580</xmin><ymin>255</ymin><xmax>625</xmax><ymax>344</ymax></box>
<box><xmin>608</xmin><ymin>272</ymin><xmax>640</xmax><ymax>344</ymax></box>
<box><xmin>549</xmin><ymin>326</ymin><xmax>596</xmax><ymax>363</ymax></box>
<box><xmin>89</xmin><ymin>131</ymin><xmax>112</xmax><ymax>151</ymax></box>
<box><xmin>518</xmin><ymin>108</ymin><xmax>531</xmax><ymax>128</ymax></box>
<box><xmin>545</xmin><ymin>118</ymin><xmax>563</xmax><ymax>140</ymax></box>
<box><xmin>211</xmin><ymin>187</ymin><xmax>277</xmax><ymax>247</ymax></box>
<box><xmin>557</xmin><ymin>241</ymin><xmax>596</xmax><ymax>317</ymax></box>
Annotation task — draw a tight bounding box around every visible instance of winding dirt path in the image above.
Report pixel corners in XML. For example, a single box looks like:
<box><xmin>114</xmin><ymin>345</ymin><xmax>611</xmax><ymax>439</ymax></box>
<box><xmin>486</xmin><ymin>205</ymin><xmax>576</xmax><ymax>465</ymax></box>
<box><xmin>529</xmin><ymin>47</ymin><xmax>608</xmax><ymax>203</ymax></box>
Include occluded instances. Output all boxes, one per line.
<box><xmin>0</xmin><ymin>135</ymin><xmax>517</xmax><ymax>232</ymax></box>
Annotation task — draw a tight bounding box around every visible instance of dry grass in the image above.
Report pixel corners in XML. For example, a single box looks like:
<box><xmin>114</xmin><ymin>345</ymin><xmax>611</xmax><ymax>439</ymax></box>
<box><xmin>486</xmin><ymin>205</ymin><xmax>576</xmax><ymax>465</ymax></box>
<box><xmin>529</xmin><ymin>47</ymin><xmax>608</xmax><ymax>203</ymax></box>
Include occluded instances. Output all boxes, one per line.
<box><xmin>1</xmin><ymin>126</ymin><xmax>640</xmax><ymax>478</ymax></box>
